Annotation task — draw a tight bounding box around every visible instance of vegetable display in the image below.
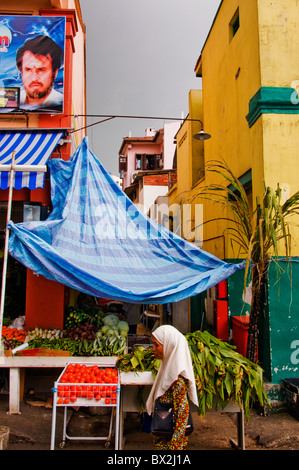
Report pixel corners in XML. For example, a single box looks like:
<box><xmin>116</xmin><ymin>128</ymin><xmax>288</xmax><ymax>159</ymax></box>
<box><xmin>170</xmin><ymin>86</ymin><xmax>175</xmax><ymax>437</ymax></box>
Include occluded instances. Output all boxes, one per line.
<box><xmin>1</xmin><ymin>313</ymin><xmax>130</xmax><ymax>357</ymax></box>
<box><xmin>62</xmin><ymin>322</ymin><xmax>99</xmax><ymax>343</ymax></box>
<box><xmin>1</xmin><ymin>326</ymin><xmax>27</xmax><ymax>351</ymax></box>
<box><xmin>87</xmin><ymin>314</ymin><xmax>128</xmax><ymax>357</ymax></box>
<box><xmin>56</xmin><ymin>363</ymin><xmax>119</xmax><ymax>405</ymax></box>
<box><xmin>186</xmin><ymin>330</ymin><xmax>269</xmax><ymax>420</ymax></box>
<box><xmin>1</xmin><ymin>306</ymin><xmax>269</xmax><ymax>420</ymax></box>
<box><xmin>25</xmin><ymin>327</ymin><xmax>63</xmax><ymax>342</ymax></box>
<box><xmin>64</xmin><ymin>306</ymin><xmax>103</xmax><ymax>329</ymax></box>
<box><xmin>116</xmin><ymin>331</ymin><xmax>269</xmax><ymax>419</ymax></box>
<box><xmin>116</xmin><ymin>346</ymin><xmax>161</xmax><ymax>376</ymax></box>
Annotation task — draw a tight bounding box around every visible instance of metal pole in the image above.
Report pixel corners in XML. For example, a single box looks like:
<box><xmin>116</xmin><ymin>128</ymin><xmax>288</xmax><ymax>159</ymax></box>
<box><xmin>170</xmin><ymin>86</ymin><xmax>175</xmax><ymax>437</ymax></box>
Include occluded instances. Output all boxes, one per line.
<box><xmin>0</xmin><ymin>151</ymin><xmax>15</xmax><ymax>353</ymax></box>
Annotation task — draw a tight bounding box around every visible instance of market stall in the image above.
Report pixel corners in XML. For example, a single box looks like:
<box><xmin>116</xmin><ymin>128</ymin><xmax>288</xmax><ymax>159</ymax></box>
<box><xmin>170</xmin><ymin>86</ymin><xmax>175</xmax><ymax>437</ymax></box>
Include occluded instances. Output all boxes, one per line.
<box><xmin>1</xmin><ymin>139</ymin><xmax>244</xmax><ymax>404</ymax></box>
<box><xmin>2</xmin><ymin>327</ymin><xmax>268</xmax><ymax>450</ymax></box>
<box><xmin>0</xmin><ymin>138</ymin><xmax>265</xmax><ymax>451</ymax></box>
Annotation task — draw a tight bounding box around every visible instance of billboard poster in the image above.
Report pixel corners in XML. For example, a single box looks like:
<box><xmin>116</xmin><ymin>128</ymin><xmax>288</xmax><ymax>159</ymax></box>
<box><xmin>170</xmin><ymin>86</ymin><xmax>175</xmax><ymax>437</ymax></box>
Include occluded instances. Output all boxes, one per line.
<box><xmin>0</xmin><ymin>15</ymin><xmax>65</xmax><ymax>114</ymax></box>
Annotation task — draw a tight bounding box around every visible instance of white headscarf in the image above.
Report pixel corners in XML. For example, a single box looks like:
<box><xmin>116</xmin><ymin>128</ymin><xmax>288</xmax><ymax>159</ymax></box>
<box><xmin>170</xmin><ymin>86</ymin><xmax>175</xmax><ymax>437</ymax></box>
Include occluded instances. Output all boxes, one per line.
<box><xmin>146</xmin><ymin>325</ymin><xmax>198</xmax><ymax>414</ymax></box>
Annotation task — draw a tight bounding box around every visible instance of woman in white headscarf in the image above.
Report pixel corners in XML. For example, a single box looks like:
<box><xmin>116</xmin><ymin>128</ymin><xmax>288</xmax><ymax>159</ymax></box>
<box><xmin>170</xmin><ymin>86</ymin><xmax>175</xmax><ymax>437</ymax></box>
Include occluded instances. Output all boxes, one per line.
<box><xmin>146</xmin><ymin>325</ymin><xmax>198</xmax><ymax>450</ymax></box>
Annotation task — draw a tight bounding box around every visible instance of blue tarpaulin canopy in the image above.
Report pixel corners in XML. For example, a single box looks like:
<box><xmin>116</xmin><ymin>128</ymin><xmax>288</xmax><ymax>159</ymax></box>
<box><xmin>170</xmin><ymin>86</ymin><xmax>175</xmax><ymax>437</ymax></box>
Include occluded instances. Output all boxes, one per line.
<box><xmin>7</xmin><ymin>138</ymin><xmax>244</xmax><ymax>304</ymax></box>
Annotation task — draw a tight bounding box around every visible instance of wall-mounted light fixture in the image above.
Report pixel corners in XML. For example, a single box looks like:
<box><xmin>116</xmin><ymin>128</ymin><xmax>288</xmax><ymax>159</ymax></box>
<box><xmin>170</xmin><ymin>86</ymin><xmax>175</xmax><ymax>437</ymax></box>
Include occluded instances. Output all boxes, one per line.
<box><xmin>192</xmin><ymin>118</ymin><xmax>211</xmax><ymax>141</ymax></box>
<box><xmin>193</xmin><ymin>129</ymin><xmax>211</xmax><ymax>141</ymax></box>
<box><xmin>69</xmin><ymin>113</ymin><xmax>211</xmax><ymax>141</ymax></box>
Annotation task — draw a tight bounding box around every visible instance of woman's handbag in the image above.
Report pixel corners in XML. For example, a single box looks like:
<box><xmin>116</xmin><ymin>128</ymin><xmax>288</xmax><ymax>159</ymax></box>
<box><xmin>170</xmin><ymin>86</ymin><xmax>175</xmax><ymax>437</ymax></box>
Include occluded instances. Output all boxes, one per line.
<box><xmin>151</xmin><ymin>399</ymin><xmax>194</xmax><ymax>438</ymax></box>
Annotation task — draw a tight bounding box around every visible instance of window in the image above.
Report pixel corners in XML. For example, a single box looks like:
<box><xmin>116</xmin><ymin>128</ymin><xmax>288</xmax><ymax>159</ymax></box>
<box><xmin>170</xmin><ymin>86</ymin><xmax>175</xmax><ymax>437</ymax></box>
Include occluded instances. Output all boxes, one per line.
<box><xmin>136</xmin><ymin>154</ymin><xmax>143</xmax><ymax>170</ymax></box>
<box><xmin>119</xmin><ymin>155</ymin><xmax>127</xmax><ymax>172</ymax></box>
<box><xmin>135</xmin><ymin>154</ymin><xmax>163</xmax><ymax>170</ymax></box>
<box><xmin>229</xmin><ymin>8</ymin><xmax>240</xmax><ymax>41</ymax></box>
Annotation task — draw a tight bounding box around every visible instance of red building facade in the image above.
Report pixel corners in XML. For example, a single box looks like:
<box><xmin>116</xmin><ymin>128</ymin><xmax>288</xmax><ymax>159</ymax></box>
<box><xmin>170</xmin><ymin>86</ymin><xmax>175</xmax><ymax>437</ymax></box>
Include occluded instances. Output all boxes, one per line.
<box><xmin>0</xmin><ymin>3</ymin><xmax>86</xmax><ymax>330</ymax></box>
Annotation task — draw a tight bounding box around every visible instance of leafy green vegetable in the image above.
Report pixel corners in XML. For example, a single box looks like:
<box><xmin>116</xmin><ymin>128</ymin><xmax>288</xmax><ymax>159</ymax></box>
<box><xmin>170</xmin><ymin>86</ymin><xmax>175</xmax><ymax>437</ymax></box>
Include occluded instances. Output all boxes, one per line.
<box><xmin>116</xmin><ymin>346</ymin><xmax>161</xmax><ymax>377</ymax></box>
<box><xmin>186</xmin><ymin>330</ymin><xmax>269</xmax><ymax>420</ymax></box>
<box><xmin>117</xmin><ymin>331</ymin><xmax>269</xmax><ymax>421</ymax></box>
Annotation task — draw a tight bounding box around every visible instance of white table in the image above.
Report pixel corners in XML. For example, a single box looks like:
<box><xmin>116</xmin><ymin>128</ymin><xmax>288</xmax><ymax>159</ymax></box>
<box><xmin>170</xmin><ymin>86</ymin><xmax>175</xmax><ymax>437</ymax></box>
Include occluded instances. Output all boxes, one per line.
<box><xmin>119</xmin><ymin>371</ymin><xmax>245</xmax><ymax>450</ymax></box>
<box><xmin>0</xmin><ymin>356</ymin><xmax>117</xmax><ymax>414</ymax></box>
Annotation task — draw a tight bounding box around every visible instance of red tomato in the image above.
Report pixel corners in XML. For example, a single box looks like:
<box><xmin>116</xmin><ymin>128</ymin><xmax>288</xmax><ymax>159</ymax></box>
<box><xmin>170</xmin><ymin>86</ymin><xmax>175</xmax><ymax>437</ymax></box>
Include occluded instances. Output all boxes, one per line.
<box><xmin>111</xmin><ymin>399</ymin><xmax>116</xmax><ymax>405</ymax></box>
<box><xmin>105</xmin><ymin>398</ymin><xmax>111</xmax><ymax>404</ymax></box>
<box><xmin>70</xmin><ymin>396</ymin><xmax>77</xmax><ymax>403</ymax></box>
<box><xmin>63</xmin><ymin>398</ymin><xmax>70</xmax><ymax>404</ymax></box>
<box><xmin>95</xmin><ymin>394</ymin><xmax>101</xmax><ymax>401</ymax></box>
<box><xmin>57</xmin><ymin>398</ymin><xmax>63</xmax><ymax>404</ymax></box>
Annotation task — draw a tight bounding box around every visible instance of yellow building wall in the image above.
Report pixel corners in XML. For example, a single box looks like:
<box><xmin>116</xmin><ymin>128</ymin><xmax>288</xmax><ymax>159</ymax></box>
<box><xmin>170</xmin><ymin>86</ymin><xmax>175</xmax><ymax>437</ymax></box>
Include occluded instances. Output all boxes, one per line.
<box><xmin>183</xmin><ymin>0</ymin><xmax>299</xmax><ymax>258</ymax></box>
<box><xmin>257</xmin><ymin>0</ymin><xmax>299</xmax><ymax>213</ymax></box>
<box><xmin>172</xmin><ymin>90</ymin><xmax>204</xmax><ymax>199</ymax></box>
<box><xmin>190</xmin><ymin>0</ymin><xmax>263</xmax><ymax>259</ymax></box>
<box><xmin>257</xmin><ymin>0</ymin><xmax>299</xmax><ymax>254</ymax></box>
<box><xmin>257</xmin><ymin>0</ymin><xmax>299</xmax><ymax>88</ymax></box>
<box><xmin>169</xmin><ymin>0</ymin><xmax>299</xmax><ymax>380</ymax></box>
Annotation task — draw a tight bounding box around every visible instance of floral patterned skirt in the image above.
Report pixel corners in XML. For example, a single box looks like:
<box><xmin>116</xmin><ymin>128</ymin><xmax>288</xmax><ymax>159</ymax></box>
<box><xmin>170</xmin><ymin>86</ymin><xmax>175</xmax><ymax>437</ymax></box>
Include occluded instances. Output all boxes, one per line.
<box><xmin>152</xmin><ymin>376</ymin><xmax>190</xmax><ymax>450</ymax></box>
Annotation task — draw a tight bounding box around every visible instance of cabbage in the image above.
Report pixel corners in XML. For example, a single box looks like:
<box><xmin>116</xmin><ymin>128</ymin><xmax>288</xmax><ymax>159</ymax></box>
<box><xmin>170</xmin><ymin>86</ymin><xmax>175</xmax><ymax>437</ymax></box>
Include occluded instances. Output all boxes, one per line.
<box><xmin>118</xmin><ymin>321</ymin><xmax>129</xmax><ymax>337</ymax></box>
<box><xmin>101</xmin><ymin>325</ymin><xmax>112</xmax><ymax>336</ymax></box>
<box><xmin>102</xmin><ymin>314</ymin><xmax>119</xmax><ymax>326</ymax></box>
<box><xmin>118</xmin><ymin>321</ymin><xmax>129</xmax><ymax>332</ymax></box>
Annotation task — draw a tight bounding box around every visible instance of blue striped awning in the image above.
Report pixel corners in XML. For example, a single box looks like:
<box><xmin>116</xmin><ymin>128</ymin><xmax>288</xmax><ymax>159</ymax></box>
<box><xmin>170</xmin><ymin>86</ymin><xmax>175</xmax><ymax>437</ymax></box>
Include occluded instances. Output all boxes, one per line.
<box><xmin>0</xmin><ymin>130</ymin><xmax>64</xmax><ymax>190</ymax></box>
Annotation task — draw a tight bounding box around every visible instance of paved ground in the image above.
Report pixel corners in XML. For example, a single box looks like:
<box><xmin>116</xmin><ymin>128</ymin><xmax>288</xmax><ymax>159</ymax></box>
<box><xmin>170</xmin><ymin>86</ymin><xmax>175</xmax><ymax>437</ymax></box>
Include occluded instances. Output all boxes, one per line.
<box><xmin>1</xmin><ymin>393</ymin><xmax>299</xmax><ymax>452</ymax></box>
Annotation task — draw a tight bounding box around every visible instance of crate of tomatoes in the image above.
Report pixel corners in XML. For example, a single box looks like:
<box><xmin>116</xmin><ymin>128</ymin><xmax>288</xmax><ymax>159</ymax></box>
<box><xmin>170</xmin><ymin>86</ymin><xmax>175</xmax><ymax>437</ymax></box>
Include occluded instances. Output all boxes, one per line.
<box><xmin>53</xmin><ymin>363</ymin><xmax>119</xmax><ymax>407</ymax></box>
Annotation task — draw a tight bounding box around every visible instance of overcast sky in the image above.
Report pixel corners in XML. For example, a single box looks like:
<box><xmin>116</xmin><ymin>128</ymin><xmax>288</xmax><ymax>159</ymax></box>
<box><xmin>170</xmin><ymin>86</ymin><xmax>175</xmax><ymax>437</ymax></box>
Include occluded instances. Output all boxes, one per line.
<box><xmin>79</xmin><ymin>0</ymin><xmax>222</xmax><ymax>175</ymax></box>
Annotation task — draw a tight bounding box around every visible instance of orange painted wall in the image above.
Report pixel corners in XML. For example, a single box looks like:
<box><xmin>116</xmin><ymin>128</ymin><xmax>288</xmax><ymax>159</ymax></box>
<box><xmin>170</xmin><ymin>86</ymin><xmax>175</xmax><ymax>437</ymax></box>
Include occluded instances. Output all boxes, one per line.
<box><xmin>25</xmin><ymin>270</ymin><xmax>69</xmax><ymax>330</ymax></box>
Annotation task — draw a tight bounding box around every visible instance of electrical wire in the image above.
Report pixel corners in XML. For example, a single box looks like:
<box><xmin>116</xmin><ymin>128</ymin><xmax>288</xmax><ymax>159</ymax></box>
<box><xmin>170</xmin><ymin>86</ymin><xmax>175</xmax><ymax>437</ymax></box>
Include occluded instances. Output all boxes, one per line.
<box><xmin>68</xmin><ymin>113</ymin><xmax>203</xmax><ymax>134</ymax></box>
